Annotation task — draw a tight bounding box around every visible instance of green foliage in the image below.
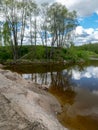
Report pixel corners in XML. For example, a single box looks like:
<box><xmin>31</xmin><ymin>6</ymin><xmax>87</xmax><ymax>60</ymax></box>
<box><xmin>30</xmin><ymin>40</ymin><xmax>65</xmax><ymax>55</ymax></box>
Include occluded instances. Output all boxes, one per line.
<box><xmin>64</xmin><ymin>47</ymin><xmax>89</xmax><ymax>62</ymax></box>
<box><xmin>0</xmin><ymin>45</ymin><xmax>32</xmax><ymax>62</ymax></box>
<box><xmin>51</xmin><ymin>48</ymin><xmax>67</xmax><ymax>61</ymax></box>
<box><xmin>0</xmin><ymin>46</ymin><xmax>12</xmax><ymax>62</ymax></box>
<box><xmin>20</xmin><ymin>46</ymin><xmax>46</xmax><ymax>60</ymax></box>
<box><xmin>76</xmin><ymin>43</ymin><xmax>98</xmax><ymax>59</ymax></box>
<box><xmin>19</xmin><ymin>45</ymin><xmax>32</xmax><ymax>57</ymax></box>
<box><xmin>0</xmin><ymin>45</ymin><xmax>90</xmax><ymax>63</ymax></box>
<box><xmin>77</xmin><ymin>43</ymin><xmax>98</xmax><ymax>54</ymax></box>
<box><xmin>36</xmin><ymin>46</ymin><xmax>45</xmax><ymax>59</ymax></box>
<box><xmin>2</xmin><ymin>21</ymin><xmax>11</xmax><ymax>46</ymax></box>
<box><xmin>47</xmin><ymin>2</ymin><xmax>78</xmax><ymax>47</ymax></box>
<box><xmin>19</xmin><ymin>46</ymin><xmax>66</xmax><ymax>61</ymax></box>
<box><xmin>1</xmin><ymin>1</ymin><xmax>77</xmax><ymax>61</ymax></box>
<box><xmin>20</xmin><ymin>46</ymin><xmax>89</xmax><ymax>63</ymax></box>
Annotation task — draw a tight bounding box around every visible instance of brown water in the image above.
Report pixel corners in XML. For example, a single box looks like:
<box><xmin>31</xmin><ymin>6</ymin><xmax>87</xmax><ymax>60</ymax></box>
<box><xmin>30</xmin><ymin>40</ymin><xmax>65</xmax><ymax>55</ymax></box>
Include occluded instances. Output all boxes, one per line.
<box><xmin>5</xmin><ymin>60</ymin><xmax>98</xmax><ymax>130</ymax></box>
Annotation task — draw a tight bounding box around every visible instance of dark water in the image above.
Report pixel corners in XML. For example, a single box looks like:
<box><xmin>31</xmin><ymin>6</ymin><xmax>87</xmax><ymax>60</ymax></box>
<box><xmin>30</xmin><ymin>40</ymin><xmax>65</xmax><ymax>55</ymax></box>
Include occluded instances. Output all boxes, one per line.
<box><xmin>5</xmin><ymin>60</ymin><xmax>98</xmax><ymax>130</ymax></box>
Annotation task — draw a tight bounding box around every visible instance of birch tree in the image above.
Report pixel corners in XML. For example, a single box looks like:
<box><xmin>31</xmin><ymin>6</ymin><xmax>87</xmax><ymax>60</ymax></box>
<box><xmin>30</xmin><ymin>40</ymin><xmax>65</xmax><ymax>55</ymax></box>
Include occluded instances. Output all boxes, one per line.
<box><xmin>2</xmin><ymin>0</ymin><xmax>36</xmax><ymax>60</ymax></box>
<box><xmin>47</xmin><ymin>3</ymin><xmax>77</xmax><ymax>48</ymax></box>
<box><xmin>47</xmin><ymin>2</ymin><xmax>77</xmax><ymax>58</ymax></box>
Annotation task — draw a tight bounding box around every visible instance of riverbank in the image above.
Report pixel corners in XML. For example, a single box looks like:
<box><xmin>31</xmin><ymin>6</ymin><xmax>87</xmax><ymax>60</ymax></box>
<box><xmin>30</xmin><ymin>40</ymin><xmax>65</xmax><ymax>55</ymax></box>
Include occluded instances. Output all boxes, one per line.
<box><xmin>0</xmin><ymin>45</ymin><xmax>89</xmax><ymax>65</ymax></box>
<box><xmin>0</xmin><ymin>65</ymin><xmax>67</xmax><ymax>130</ymax></box>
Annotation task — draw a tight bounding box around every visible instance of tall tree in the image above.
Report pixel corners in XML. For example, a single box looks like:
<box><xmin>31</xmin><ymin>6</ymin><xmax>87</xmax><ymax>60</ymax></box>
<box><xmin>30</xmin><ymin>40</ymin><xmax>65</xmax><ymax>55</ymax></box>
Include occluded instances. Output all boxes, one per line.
<box><xmin>47</xmin><ymin>3</ymin><xmax>78</xmax><ymax>48</ymax></box>
<box><xmin>0</xmin><ymin>22</ymin><xmax>2</xmax><ymax>46</ymax></box>
<box><xmin>40</xmin><ymin>3</ymin><xmax>50</xmax><ymax>59</ymax></box>
<box><xmin>2</xmin><ymin>0</ymin><xmax>36</xmax><ymax>60</ymax></box>
<box><xmin>25</xmin><ymin>0</ymin><xmax>37</xmax><ymax>45</ymax></box>
<box><xmin>46</xmin><ymin>2</ymin><xmax>78</xmax><ymax>58</ymax></box>
<box><xmin>2</xmin><ymin>21</ymin><xmax>10</xmax><ymax>46</ymax></box>
<box><xmin>0</xmin><ymin>1</ymin><xmax>5</xmax><ymax>46</ymax></box>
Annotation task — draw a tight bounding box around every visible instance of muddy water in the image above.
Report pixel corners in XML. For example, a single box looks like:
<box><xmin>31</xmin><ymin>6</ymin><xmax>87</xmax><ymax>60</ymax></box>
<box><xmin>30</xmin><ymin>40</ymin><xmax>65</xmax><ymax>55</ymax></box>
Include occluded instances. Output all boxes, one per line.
<box><xmin>5</xmin><ymin>60</ymin><xmax>98</xmax><ymax>130</ymax></box>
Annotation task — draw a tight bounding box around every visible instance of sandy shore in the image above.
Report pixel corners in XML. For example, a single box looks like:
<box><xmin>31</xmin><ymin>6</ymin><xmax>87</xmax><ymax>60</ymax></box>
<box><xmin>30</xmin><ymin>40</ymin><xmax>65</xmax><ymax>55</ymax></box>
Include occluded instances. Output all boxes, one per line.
<box><xmin>0</xmin><ymin>65</ymin><xmax>67</xmax><ymax>130</ymax></box>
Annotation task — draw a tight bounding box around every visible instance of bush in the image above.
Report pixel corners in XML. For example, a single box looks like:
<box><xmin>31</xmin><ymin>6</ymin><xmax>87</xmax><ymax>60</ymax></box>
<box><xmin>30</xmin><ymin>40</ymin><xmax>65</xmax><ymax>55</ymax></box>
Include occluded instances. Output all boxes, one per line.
<box><xmin>0</xmin><ymin>46</ymin><xmax>12</xmax><ymax>62</ymax></box>
<box><xmin>77</xmin><ymin>43</ymin><xmax>98</xmax><ymax>54</ymax></box>
<box><xmin>64</xmin><ymin>47</ymin><xmax>89</xmax><ymax>62</ymax></box>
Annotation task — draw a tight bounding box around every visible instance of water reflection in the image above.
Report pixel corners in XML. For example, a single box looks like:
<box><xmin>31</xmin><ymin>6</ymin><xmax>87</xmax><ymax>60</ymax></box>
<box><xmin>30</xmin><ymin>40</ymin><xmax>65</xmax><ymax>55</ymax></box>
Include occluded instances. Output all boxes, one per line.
<box><xmin>22</xmin><ymin>65</ymin><xmax>98</xmax><ymax>91</ymax></box>
<box><xmin>72</xmin><ymin>66</ymin><xmax>98</xmax><ymax>79</ymax></box>
<box><xmin>57</xmin><ymin>87</ymin><xmax>98</xmax><ymax>130</ymax></box>
<box><xmin>4</xmin><ymin>61</ymin><xmax>98</xmax><ymax>130</ymax></box>
<box><xmin>21</xmin><ymin>64</ymin><xmax>98</xmax><ymax>130</ymax></box>
<box><xmin>71</xmin><ymin>66</ymin><xmax>98</xmax><ymax>91</ymax></box>
<box><xmin>49</xmin><ymin>71</ymin><xmax>76</xmax><ymax>105</ymax></box>
<box><xmin>22</xmin><ymin>72</ymin><xmax>53</xmax><ymax>86</ymax></box>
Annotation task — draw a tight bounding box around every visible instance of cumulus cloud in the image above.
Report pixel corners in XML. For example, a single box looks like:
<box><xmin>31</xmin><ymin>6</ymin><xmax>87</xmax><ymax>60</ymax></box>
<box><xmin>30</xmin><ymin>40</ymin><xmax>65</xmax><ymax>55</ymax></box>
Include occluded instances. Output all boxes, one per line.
<box><xmin>35</xmin><ymin>0</ymin><xmax>98</xmax><ymax>16</ymax></box>
<box><xmin>74</xmin><ymin>26</ymin><xmax>98</xmax><ymax>45</ymax></box>
<box><xmin>35</xmin><ymin>0</ymin><xmax>55</xmax><ymax>4</ymax></box>
<box><xmin>72</xmin><ymin>66</ymin><xmax>98</xmax><ymax>80</ymax></box>
<box><xmin>56</xmin><ymin>0</ymin><xmax>98</xmax><ymax>17</ymax></box>
<box><xmin>34</xmin><ymin>0</ymin><xmax>98</xmax><ymax>44</ymax></box>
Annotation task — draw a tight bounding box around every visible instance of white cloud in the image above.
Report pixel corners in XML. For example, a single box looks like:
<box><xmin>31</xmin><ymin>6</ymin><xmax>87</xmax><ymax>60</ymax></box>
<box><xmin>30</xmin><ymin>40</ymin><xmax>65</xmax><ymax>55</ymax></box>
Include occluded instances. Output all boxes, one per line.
<box><xmin>35</xmin><ymin>0</ymin><xmax>54</xmax><ymax>4</ymax></box>
<box><xmin>93</xmin><ymin>30</ymin><xmax>98</xmax><ymax>40</ymax></box>
<box><xmin>34</xmin><ymin>0</ymin><xmax>98</xmax><ymax>45</ymax></box>
<box><xmin>85</xmin><ymin>28</ymin><xmax>94</xmax><ymax>35</ymax></box>
<box><xmin>56</xmin><ymin>0</ymin><xmax>77</xmax><ymax>7</ymax></box>
<box><xmin>72</xmin><ymin>71</ymin><xmax>81</xmax><ymax>80</ymax></box>
<box><xmin>35</xmin><ymin>0</ymin><xmax>98</xmax><ymax>16</ymax></box>
<box><xmin>93</xmin><ymin>90</ymin><xmax>98</xmax><ymax>95</ymax></box>
<box><xmin>72</xmin><ymin>66</ymin><xmax>98</xmax><ymax>80</ymax></box>
<box><xmin>75</xmin><ymin>26</ymin><xmax>84</xmax><ymax>35</ymax></box>
<box><xmin>56</xmin><ymin>0</ymin><xmax>98</xmax><ymax>17</ymax></box>
<box><xmin>0</xmin><ymin>13</ymin><xmax>5</xmax><ymax>22</ymax></box>
<box><xmin>74</xmin><ymin>26</ymin><xmax>98</xmax><ymax>45</ymax></box>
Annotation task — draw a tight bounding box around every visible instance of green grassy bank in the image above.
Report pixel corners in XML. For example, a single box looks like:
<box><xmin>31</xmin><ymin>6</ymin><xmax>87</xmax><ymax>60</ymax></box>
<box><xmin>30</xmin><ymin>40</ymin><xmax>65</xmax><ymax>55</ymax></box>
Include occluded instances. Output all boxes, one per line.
<box><xmin>0</xmin><ymin>44</ymin><xmax>98</xmax><ymax>64</ymax></box>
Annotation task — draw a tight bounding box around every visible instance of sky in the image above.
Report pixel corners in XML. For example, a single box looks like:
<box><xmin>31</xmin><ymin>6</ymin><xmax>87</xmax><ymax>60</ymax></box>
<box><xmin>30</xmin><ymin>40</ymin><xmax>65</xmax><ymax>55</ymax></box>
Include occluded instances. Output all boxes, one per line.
<box><xmin>36</xmin><ymin>0</ymin><xmax>98</xmax><ymax>45</ymax></box>
<box><xmin>1</xmin><ymin>0</ymin><xmax>98</xmax><ymax>45</ymax></box>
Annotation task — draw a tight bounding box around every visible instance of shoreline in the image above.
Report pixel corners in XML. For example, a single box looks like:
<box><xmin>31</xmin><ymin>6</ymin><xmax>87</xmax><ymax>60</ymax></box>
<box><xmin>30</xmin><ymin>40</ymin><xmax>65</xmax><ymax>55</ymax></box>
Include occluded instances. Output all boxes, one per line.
<box><xmin>0</xmin><ymin>65</ymin><xmax>67</xmax><ymax>130</ymax></box>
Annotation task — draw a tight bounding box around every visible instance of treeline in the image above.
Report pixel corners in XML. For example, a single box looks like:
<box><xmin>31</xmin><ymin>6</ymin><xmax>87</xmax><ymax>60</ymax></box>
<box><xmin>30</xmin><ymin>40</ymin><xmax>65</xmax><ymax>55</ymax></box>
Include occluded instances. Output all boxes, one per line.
<box><xmin>0</xmin><ymin>45</ymin><xmax>90</xmax><ymax>64</ymax></box>
<box><xmin>77</xmin><ymin>43</ymin><xmax>98</xmax><ymax>54</ymax></box>
<box><xmin>0</xmin><ymin>45</ymin><xmax>67</xmax><ymax>63</ymax></box>
<box><xmin>0</xmin><ymin>0</ymin><xmax>77</xmax><ymax>61</ymax></box>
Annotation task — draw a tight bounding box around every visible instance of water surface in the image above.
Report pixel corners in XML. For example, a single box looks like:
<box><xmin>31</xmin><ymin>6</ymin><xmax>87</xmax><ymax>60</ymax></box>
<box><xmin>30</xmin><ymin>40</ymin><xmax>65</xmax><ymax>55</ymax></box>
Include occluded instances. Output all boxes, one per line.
<box><xmin>5</xmin><ymin>60</ymin><xmax>98</xmax><ymax>130</ymax></box>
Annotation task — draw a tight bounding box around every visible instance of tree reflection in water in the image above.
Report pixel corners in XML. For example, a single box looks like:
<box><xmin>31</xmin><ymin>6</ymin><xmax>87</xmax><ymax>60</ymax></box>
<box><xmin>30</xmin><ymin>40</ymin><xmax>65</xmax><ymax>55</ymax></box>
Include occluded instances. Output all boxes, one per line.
<box><xmin>30</xmin><ymin>72</ymin><xmax>50</xmax><ymax>86</ymax></box>
<box><xmin>49</xmin><ymin>70</ymin><xmax>76</xmax><ymax>105</ymax></box>
<box><xmin>4</xmin><ymin>62</ymin><xmax>98</xmax><ymax>130</ymax></box>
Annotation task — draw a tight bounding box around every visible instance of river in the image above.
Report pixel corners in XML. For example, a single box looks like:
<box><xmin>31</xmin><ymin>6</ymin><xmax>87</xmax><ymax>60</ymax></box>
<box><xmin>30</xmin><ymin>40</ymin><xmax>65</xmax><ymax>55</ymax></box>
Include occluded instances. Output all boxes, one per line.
<box><xmin>5</xmin><ymin>60</ymin><xmax>98</xmax><ymax>130</ymax></box>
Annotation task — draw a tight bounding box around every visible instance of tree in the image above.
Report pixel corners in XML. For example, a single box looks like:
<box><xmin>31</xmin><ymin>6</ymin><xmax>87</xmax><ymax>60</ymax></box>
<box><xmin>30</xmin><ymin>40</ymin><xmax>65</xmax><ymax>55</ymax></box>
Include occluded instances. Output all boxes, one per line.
<box><xmin>47</xmin><ymin>3</ymin><xmax>78</xmax><ymax>48</ymax></box>
<box><xmin>0</xmin><ymin>1</ymin><xmax>5</xmax><ymax>46</ymax></box>
<box><xmin>0</xmin><ymin>22</ymin><xmax>2</xmax><ymax>46</ymax></box>
<box><xmin>46</xmin><ymin>2</ymin><xmax>78</xmax><ymax>58</ymax></box>
<box><xmin>0</xmin><ymin>1</ymin><xmax>78</xmax><ymax>61</ymax></box>
<box><xmin>29</xmin><ymin>5</ymin><xmax>39</xmax><ymax>58</ymax></box>
<box><xmin>2</xmin><ymin>21</ymin><xmax>10</xmax><ymax>46</ymax></box>
<box><xmin>40</xmin><ymin>3</ymin><xmax>50</xmax><ymax>59</ymax></box>
<box><xmin>25</xmin><ymin>0</ymin><xmax>37</xmax><ymax>45</ymax></box>
<box><xmin>2</xmin><ymin>0</ymin><xmax>37</xmax><ymax>60</ymax></box>
<box><xmin>33</xmin><ymin>7</ymin><xmax>39</xmax><ymax>47</ymax></box>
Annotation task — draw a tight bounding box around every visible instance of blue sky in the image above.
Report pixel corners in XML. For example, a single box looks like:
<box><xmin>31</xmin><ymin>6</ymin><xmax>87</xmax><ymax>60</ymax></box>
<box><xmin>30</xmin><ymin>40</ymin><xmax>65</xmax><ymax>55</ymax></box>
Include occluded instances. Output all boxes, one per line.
<box><xmin>75</xmin><ymin>12</ymin><xmax>98</xmax><ymax>45</ymax></box>
<box><xmin>79</xmin><ymin>13</ymin><xmax>98</xmax><ymax>29</ymax></box>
